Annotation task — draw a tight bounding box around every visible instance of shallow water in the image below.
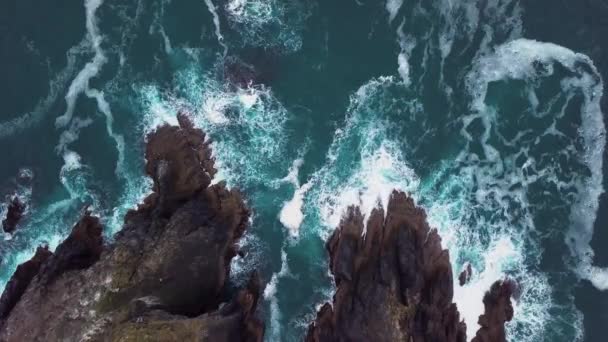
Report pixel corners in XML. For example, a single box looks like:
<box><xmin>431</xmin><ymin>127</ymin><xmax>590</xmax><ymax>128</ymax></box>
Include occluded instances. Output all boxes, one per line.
<box><xmin>1</xmin><ymin>0</ymin><xmax>607</xmax><ymax>341</ymax></box>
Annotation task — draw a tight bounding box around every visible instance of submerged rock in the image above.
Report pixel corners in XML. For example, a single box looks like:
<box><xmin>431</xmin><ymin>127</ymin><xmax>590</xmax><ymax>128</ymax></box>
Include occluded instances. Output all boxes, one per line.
<box><xmin>306</xmin><ymin>191</ymin><xmax>515</xmax><ymax>342</ymax></box>
<box><xmin>223</xmin><ymin>51</ymin><xmax>278</xmax><ymax>89</ymax></box>
<box><xmin>0</xmin><ymin>115</ymin><xmax>262</xmax><ymax>341</ymax></box>
<box><xmin>2</xmin><ymin>197</ymin><xmax>26</xmax><ymax>234</ymax></box>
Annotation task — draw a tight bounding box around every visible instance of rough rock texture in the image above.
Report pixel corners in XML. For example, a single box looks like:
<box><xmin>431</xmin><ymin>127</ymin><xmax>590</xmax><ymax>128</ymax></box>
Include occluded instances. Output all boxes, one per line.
<box><xmin>0</xmin><ymin>246</ymin><xmax>51</xmax><ymax>320</ymax></box>
<box><xmin>2</xmin><ymin>197</ymin><xmax>26</xmax><ymax>234</ymax></box>
<box><xmin>458</xmin><ymin>263</ymin><xmax>472</xmax><ymax>286</ymax></box>
<box><xmin>471</xmin><ymin>279</ymin><xmax>516</xmax><ymax>342</ymax></box>
<box><xmin>306</xmin><ymin>191</ymin><xmax>467</xmax><ymax>342</ymax></box>
<box><xmin>0</xmin><ymin>115</ymin><xmax>263</xmax><ymax>342</ymax></box>
<box><xmin>306</xmin><ymin>191</ymin><xmax>515</xmax><ymax>342</ymax></box>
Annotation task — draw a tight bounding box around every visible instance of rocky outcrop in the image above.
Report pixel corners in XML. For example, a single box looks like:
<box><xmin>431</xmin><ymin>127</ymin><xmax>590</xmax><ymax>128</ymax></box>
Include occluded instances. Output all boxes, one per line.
<box><xmin>0</xmin><ymin>115</ymin><xmax>515</xmax><ymax>342</ymax></box>
<box><xmin>0</xmin><ymin>114</ymin><xmax>263</xmax><ymax>342</ymax></box>
<box><xmin>0</xmin><ymin>246</ymin><xmax>51</xmax><ymax>320</ymax></box>
<box><xmin>37</xmin><ymin>210</ymin><xmax>103</xmax><ymax>286</ymax></box>
<box><xmin>471</xmin><ymin>279</ymin><xmax>516</xmax><ymax>342</ymax></box>
<box><xmin>306</xmin><ymin>191</ymin><xmax>467</xmax><ymax>342</ymax></box>
<box><xmin>306</xmin><ymin>191</ymin><xmax>515</xmax><ymax>342</ymax></box>
<box><xmin>2</xmin><ymin>196</ymin><xmax>26</xmax><ymax>234</ymax></box>
<box><xmin>459</xmin><ymin>263</ymin><xmax>472</xmax><ymax>286</ymax></box>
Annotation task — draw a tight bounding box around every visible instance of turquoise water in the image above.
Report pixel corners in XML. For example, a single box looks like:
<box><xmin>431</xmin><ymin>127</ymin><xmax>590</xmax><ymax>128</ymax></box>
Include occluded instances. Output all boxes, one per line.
<box><xmin>1</xmin><ymin>1</ymin><xmax>607</xmax><ymax>341</ymax></box>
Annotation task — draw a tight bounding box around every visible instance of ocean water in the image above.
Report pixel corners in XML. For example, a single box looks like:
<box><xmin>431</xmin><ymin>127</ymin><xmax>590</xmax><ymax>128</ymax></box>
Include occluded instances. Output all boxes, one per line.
<box><xmin>1</xmin><ymin>0</ymin><xmax>607</xmax><ymax>341</ymax></box>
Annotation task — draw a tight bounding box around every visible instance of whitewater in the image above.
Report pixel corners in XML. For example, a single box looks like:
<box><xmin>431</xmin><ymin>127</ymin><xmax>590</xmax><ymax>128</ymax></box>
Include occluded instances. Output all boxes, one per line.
<box><xmin>0</xmin><ymin>0</ymin><xmax>606</xmax><ymax>341</ymax></box>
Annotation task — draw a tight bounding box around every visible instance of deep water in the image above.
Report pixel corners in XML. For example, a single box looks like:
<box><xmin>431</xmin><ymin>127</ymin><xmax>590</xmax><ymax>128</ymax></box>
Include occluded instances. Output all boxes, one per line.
<box><xmin>1</xmin><ymin>1</ymin><xmax>607</xmax><ymax>341</ymax></box>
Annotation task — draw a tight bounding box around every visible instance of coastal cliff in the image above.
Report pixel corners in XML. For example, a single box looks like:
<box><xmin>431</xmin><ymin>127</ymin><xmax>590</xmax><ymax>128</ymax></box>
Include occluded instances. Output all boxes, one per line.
<box><xmin>0</xmin><ymin>117</ymin><xmax>514</xmax><ymax>342</ymax></box>
<box><xmin>0</xmin><ymin>114</ymin><xmax>263</xmax><ymax>342</ymax></box>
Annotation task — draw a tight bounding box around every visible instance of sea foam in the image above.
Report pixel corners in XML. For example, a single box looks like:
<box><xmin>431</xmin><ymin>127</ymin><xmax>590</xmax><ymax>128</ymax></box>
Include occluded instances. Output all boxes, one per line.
<box><xmin>467</xmin><ymin>39</ymin><xmax>606</xmax><ymax>293</ymax></box>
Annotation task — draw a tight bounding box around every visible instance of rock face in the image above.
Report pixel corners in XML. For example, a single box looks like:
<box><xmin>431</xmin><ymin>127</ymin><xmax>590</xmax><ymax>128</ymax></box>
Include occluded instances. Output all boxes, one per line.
<box><xmin>0</xmin><ymin>246</ymin><xmax>51</xmax><ymax>320</ymax></box>
<box><xmin>2</xmin><ymin>196</ymin><xmax>26</xmax><ymax>234</ymax></box>
<box><xmin>306</xmin><ymin>191</ymin><xmax>467</xmax><ymax>342</ymax></box>
<box><xmin>471</xmin><ymin>279</ymin><xmax>516</xmax><ymax>342</ymax></box>
<box><xmin>306</xmin><ymin>191</ymin><xmax>515</xmax><ymax>342</ymax></box>
<box><xmin>459</xmin><ymin>263</ymin><xmax>472</xmax><ymax>286</ymax></box>
<box><xmin>0</xmin><ymin>114</ymin><xmax>263</xmax><ymax>342</ymax></box>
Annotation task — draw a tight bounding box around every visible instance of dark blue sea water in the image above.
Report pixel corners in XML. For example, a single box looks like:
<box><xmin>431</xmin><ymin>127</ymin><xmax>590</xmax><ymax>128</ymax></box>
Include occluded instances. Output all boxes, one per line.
<box><xmin>1</xmin><ymin>1</ymin><xmax>607</xmax><ymax>341</ymax></box>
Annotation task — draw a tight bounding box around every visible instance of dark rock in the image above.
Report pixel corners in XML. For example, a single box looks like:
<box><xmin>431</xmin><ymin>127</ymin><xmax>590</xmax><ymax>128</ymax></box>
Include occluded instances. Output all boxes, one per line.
<box><xmin>143</xmin><ymin>112</ymin><xmax>216</xmax><ymax>216</ymax></box>
<box><xmin>0</xmin><ymin>116</ymin><xmax>261</xmax><ymax>342</ymax></box>
<box><xmin>2</xmin><ymin>197</ymin><xmax>26</xmax><ymax>234</ymax></box>
<box><xmin>471</xmin><ymin>279</ymin><xmax>516</xmax><ymax>342</ymax></box>
<box><xmin>307</xmin><ymin>191</ymin><xmax>518</xmax><ymax>341</ymax></box>
<box><xmin>0</xmin><ymin>246</ymin><xmax>52</xmax><ymax>321</ymax></box>
<box><xmin>37</xmin><ymin>210</ymin><xmax>103</xmax><ymax>286</ymax></box>
<box><xmin>306</xmin><ymin>191</ymin><xmax>467</xmax><ymax>342</ymax></box>
<box><xmin>113</xmin><ymin>273</ymin><xmax>264</xmax><ymax>342</ymax></box>
<box><xmin>459</xmin><ymin>263</ymin><xmax>472</xmax><ymax>286</ymax></box>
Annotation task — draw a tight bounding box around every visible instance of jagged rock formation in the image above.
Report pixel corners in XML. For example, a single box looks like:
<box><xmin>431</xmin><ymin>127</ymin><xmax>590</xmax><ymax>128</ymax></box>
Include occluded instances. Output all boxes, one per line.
<box><xmin>0</xmin><ymin>116</ymin><xmax>515</xmax><ymax>342</ymax></box>
<box><xmin>0</xmin><ymin>114</ymin><xmax>263</xmax><ymax>342</ymax></box>
<box><xmin>0</xmin><ymin>246</ymin><xmax>51</xmax><ymax>320</ymax></box>
<box><xmin>459</xmin><ymin>263</ymin><xmax>472</xmax><ymax>286</ymax></box>
<box><xmin>2</xmin><ymin>197</ymin><xmax>26</xmax><ymax>234</ymax></box>
<box><xmin>471</xmin><ymin>279</ymin><xmax>516</xmax><ymax>342</ymax></box>
<box><xmin>306</xmin><ymin>191</ymin><xmax>515</xmax><ymax>342</ymax></box>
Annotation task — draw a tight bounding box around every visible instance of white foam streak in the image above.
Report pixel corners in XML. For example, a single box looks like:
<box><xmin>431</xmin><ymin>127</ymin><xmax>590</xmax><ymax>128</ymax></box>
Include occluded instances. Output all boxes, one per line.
<box><xmin>55</xmin><ymin>0</ymin><xmax>127</xmax><ymax>184</ymax></box>
<box><xmin>396</xmin><ymin>21</ymin><xmax>416</xmax><ymax>86</ymax></box>
<box><xmin>397</xmin><ymin>53</ymin><xmax>411</xmax><ymax>86</ymax></box>
<box><xmin>204</xmin><ymin>0</ymin><xmax>228</xmax><ymax>56</ymax></box>
<box><xmin>0</xmin><ymin>44</ymin><xmax>81</xmax><ymax>138</ymax></box>
<box><xmin>386</xmin><ymin>0</ymin><xmax>404</xmax><ymax>23</ymax></box>
<box><xmin>86</xmin><ymin>88</ymin><xmax>126</xmax><ymax>178</ymax></box>
<box><xmin>56</xmin><ymin>0</ymin><xmax>107</xmax><ymax>129</ymax></box>
<box><xmin>279</xmin><ymin>158</ymin><xmax>314</xmax><ymax>236</ymax></box>
<box><xmin>264</xmin><ymin>250</ymin><xmax>290</xmax><ymax>341</ymax></box>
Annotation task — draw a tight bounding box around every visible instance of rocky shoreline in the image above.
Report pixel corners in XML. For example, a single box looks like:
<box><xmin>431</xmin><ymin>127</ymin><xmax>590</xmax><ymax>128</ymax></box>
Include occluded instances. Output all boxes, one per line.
<box><xmin>305</xmin><ymin>191</ymin><xmax>515</xmax><ymax>342</ymax></box>
<box><xmin>0</xmin><ymin>117</ymin><xmax>514</xmax><ymax>341</ymax></box>
<box><xmin>0</xmin><ymin>115</ymin><xmax>263</xmax><ymax>341</ymax></box>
